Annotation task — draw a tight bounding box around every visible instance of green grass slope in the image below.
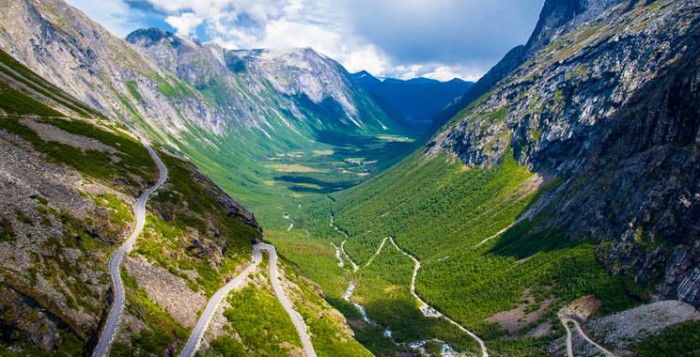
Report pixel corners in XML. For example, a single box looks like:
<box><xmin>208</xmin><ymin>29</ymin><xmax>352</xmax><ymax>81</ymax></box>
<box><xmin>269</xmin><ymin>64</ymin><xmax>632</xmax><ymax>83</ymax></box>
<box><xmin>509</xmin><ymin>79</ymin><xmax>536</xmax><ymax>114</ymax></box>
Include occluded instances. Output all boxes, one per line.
<box><xmin>270</xmin><ymin>149</ymin><xmax>639</xmax><ymax>355</ymax></box>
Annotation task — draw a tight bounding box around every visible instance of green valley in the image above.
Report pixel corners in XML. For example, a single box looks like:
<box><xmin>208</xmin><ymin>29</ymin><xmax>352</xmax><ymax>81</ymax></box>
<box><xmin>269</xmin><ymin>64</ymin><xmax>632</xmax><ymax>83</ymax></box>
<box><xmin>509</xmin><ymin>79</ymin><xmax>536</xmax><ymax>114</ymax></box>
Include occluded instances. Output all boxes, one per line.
<box><xmin>1</xmin><ymin>0</ymin><xmax>699</xmax><ymax>356</ymax></box>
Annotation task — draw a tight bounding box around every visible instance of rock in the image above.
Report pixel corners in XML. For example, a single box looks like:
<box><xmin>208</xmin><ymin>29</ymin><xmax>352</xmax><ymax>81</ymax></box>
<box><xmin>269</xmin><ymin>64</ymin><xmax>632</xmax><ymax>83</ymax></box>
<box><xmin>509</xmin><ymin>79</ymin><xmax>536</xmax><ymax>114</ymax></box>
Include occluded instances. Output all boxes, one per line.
<box><xmin>124</xmin><ymin>255</ymin><xmax>207</xmax><ymax>327</ymax></box>
<box><xmin>586</xmin><ymin>300</ymin><xmax>700</xmax><ymax>351</ymax></box>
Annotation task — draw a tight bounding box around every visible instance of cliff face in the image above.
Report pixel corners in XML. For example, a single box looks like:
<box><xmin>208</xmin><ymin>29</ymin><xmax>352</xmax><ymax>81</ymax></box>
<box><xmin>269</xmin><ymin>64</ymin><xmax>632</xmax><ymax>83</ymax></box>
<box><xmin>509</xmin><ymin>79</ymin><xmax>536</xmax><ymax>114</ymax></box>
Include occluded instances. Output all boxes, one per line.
<box><xmin>434</xmin><ymin>0</ymin><xmax>627</xmax><ymax>129</ymax></box>
<box><xmin>431</xmin><ymin>0</ymin><xmax>700</xmax><ymax>306</ymax></box>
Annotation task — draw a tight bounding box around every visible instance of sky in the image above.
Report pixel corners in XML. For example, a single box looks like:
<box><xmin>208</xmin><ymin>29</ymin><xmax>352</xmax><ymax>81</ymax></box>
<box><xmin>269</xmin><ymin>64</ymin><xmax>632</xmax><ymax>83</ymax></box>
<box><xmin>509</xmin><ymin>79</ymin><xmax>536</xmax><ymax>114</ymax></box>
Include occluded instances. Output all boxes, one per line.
<box><xmin>66</xmin><ymin>0</ymin><xmax>544</xmax><ymax>81</ymax></box>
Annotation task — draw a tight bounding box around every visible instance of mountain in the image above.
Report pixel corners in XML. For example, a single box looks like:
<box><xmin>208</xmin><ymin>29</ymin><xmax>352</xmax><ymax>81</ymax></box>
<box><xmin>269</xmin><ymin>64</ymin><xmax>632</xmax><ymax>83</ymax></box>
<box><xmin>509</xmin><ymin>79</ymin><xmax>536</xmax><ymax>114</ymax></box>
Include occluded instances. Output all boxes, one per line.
<box><xmin>125</xmin><ymin>28</ymin><xmax>400</xmax><ymax>139</ymax></box>
<box><xmin>433</xmin><ymin>0</ymin><xmax>621</xmax><ymax>130</ymax></box>
<box><xmin>271</xmin><ymin>0</ymin><xmax>700</xmax><ymax>356</ymax></box>
<box><xmin>429</xmin><ymin>0</ymin><xmax>700</xmax><ymax>304</ymax></box>
<box><xmin>0</xmin><ymin>0</ymin><xmax>419</xmax><ymax>228</ymax></box>
<box><xmin>0</xmin><ymin>47</ymin><xmax>265</xmax><ymax>355</ymax></box>
<box><xmin>352</xmin><ymin>70</ymin><xmax>473</xmax><ymax>129</ymax></box>
<box><xmin>2</xmin><ymin>0</ymin><xmax>699</xmax><ymax>355</ymax></box>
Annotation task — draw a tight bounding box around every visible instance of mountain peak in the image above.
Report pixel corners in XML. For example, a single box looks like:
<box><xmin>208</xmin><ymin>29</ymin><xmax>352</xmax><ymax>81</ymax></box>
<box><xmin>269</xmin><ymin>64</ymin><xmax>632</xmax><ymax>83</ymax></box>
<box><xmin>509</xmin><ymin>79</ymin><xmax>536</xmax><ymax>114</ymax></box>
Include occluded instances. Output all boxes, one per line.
<box><xmin>525</xmin><ymin>0</ymin><xmax>624</xmax><ymax>55</ymax></box>
<box><xmin>352</xmin><ymin>71</ymin><xmax>381</xmax><ymax>85</ymax></box>
<box><xmin>126</xmin><ymin>28</ymin><xmax>178</xmax><ymax>47</ymax></box>
<box><xmin>257</xmin><ymin>47</ymin><xmax>326</xmax><ymax>62</ymax></box>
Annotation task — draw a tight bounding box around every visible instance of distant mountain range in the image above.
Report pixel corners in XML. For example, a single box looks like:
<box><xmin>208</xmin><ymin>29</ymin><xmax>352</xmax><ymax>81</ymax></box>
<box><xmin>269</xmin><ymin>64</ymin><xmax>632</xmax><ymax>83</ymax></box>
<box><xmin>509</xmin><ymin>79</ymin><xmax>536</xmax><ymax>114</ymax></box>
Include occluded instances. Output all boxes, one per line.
<box><xmin>352</xmin><ymin>71</ymin><xmax>473</xmax><ymax>129</ymax></box>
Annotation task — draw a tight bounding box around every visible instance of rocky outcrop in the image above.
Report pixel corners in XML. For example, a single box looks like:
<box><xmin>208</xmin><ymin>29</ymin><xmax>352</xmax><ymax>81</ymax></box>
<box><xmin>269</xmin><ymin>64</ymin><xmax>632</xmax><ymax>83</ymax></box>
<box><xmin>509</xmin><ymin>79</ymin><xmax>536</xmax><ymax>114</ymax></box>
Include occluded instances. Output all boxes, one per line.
<box><xmin>431</xmin><ymin>0</ymin><xmax>700</xmax><ymax>306</ymax></box>
<box><xmin>124</xmin><ymin>256</ymin><xmax>207</xmax><ymax>327</ymax></box>
<box><xmin>435</xmin><ymin>0</ymin><xmax>626</xmax><ymax>130</ymax></box>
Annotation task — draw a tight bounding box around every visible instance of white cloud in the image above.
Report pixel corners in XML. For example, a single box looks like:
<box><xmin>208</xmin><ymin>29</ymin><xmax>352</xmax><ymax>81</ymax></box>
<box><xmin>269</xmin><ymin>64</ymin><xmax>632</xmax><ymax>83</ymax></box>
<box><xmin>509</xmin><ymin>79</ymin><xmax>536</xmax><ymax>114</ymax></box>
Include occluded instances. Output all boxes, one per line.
<box><xmin>67</xmin><ymin>0</ymin><xmax>544</xmax><ymax>81</ymax></box>
<box><xmin>165</xmin><ymin>12</ymin><xmax>204</xmax><ymax>35</ymax></box>
<box><xmin>65</xmin><ymin>0</ymin><xmax>147</xmax><ymax>37</ymax></box>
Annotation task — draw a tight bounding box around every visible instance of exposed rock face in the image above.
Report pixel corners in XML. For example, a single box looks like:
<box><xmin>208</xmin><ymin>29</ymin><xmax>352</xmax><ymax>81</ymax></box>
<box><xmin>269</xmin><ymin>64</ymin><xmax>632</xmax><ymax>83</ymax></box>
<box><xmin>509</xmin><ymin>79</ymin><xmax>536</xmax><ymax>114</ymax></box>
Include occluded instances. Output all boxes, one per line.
<box><xmin>585</xmin><ymin>300</ymin><xmax>700</xmax><ymax>352</ymax></box>
<box><xmin>125</xmin><ymin>28</ymin><xmax>397</xmax><ymax>138</ymax></box>
<box><xmin>435</xmin><ymin>0</ymin><xmax>628</xmax><ymax>129</ymax></box>
<box><xmin>431</xmin><ymin>0</ymin><xmax>700</xmax><ymax>306</ymax></box>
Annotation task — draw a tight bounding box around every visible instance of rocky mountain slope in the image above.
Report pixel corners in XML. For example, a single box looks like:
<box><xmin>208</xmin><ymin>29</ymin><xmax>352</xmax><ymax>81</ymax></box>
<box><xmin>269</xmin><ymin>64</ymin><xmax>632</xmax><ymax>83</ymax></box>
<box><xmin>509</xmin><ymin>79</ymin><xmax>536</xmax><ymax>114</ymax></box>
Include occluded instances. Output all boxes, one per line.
<box><xmin>431</xmin><ymin>0</ymin><xmax>699</xmax><ymax>306</ymax></box>
<box><xmin>434</xmin><ymin>0</ymin><xmax>631</xmax><ymax>130</ymax></box>
<box><xmin>0</xmin><ymin>0</ymin><xmax>404</xmax><ymax>143</ymax></box>
<box><xmin>0</xmin><ymin>47</ymin><xmax>261</xmax><ymax>354</ymax></box>
<box><xmin>351</xmin><ymin>71</ymin><xmax>473</xmax><ymax>129</ymax></box>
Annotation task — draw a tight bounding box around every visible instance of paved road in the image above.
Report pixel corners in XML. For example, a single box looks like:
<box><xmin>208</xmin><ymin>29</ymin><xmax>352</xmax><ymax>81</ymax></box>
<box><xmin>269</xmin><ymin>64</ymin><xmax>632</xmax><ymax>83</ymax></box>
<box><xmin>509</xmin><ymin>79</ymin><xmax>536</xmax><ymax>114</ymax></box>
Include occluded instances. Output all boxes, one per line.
<box><xmin>257</xmin><ymin>243</ymin><xmax>317</xmax><ymax>357</ymax></box>
<box><xmin>389</xmin><ymin>237</ymin><xmax>489</xmax><ymax>357</ymax></box>
<box><xmin>180</xmin><ymin>244</ymin><xmax>317</xmax><ymax>357</ymax></box>
<box><xmin>179</xmin><ymin>248</ymin><xmax>263</xmax><ymax>357</ymax></box>
<box><xmin>92</xmin><ymin>138</ymin><xmax>168</xmax><ymax>357</ymax></box>
<box><xmin>559</xmin><ymin>314</ymin><xmax>617</xmax><ymax>357</ymax></box>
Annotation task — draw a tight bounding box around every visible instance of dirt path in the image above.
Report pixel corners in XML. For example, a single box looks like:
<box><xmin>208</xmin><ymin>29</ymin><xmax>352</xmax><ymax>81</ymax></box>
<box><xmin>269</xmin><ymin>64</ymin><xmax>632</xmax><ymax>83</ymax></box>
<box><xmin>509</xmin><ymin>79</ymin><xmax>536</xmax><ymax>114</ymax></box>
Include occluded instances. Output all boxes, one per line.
<box><xmin>341</xmin><ymin>240</ymin><xmax>359</xmax><ymax>272</ymax></box>
<box><xmin>363</xmin><ymin>237</ymin><xmax>390</xmax><ymax>268</ymax></box>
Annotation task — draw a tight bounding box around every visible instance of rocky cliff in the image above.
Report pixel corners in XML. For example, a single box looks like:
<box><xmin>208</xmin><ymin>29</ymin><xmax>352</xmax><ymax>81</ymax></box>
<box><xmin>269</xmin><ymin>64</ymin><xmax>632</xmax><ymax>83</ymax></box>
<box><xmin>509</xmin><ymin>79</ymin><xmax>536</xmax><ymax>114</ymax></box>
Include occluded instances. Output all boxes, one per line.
<box><xmin>431</xmin><ymin>0</ymin><xmax>700</xmax><ymax>306</ymax></box>
<box><xmin>435</xmin><ymin>0</ymin><xmax>628</xmax><ymax>129</ymax></box>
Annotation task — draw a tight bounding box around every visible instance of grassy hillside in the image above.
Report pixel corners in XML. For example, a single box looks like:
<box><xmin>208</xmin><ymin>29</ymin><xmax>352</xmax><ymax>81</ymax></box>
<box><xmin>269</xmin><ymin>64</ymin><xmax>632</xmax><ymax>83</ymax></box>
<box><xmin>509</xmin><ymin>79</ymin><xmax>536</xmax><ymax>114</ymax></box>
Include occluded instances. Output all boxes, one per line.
<box><xmin>164</xmin><ymin>118</ymin><xmax>420</xmax><ymax>230</ymax></box>
<box><xmin>269</xmin><ymin>149</ymin><xmax>639</xmax><ymax>355</ymax></box>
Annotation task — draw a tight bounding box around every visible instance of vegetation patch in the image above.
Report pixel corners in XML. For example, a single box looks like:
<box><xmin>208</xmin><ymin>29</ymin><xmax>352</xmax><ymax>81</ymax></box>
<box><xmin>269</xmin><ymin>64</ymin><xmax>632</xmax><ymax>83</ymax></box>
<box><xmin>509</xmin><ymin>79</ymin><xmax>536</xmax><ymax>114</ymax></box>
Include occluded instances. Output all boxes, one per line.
<box><xmin>266</xmin><ymin>163</ymin><xmax>326</xmax><ymax>173</ymax></box>
<box><xmin>631</xmin><ymin>320</ymin><xmax>700</xmax><ymax>357</ymax></box>
<box><xmin>122</xmin><ymin>271</ymin><xmax>188</xmax><ymax>355</ymax></box>
<box><xmin>221</xmin><ymin>283</ymin><xmax>302</xmax><ymax>355</ymax></box>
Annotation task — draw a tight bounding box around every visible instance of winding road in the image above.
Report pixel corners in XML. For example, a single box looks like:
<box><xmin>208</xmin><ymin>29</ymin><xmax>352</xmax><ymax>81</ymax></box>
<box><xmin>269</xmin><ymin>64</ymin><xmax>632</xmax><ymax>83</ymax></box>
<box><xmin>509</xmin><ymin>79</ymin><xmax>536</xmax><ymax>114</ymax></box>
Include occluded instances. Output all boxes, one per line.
<box><xmin>180</xmin><ymin>244</ymin><xmax>317</xmax><ymax>357</ymax></box>
<box><xmin>257</xmin><ymin>243</ymin><xmax>317</xmax><ymax>357</ymax></box>
<box><xmin>179</xmin><ymin>247</ymin><xmax>263</xmax><ymax>357</ymax></box>
<box><xmin>388</xmin><ymin>237</ymin><xmax>489</xmax><ymax>357</ymax></box>
<box><xmin>559</xmin><ymin>313</ymin><xmax>616</xmax><ymax>357</ymax></box>
<box><xmin>92</xmin><ymin>138</ymin><xmax>168</xmax><ymax>357</ymax></box>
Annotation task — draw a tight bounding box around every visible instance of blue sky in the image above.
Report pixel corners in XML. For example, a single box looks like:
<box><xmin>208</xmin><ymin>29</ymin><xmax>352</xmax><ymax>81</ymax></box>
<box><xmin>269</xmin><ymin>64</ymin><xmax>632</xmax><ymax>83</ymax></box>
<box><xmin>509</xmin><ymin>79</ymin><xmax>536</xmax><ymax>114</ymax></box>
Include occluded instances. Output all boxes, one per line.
<box><xmin>66</xmin><ymin>0</ymin><xmax>544</xmax><ymax>81</ymax></box>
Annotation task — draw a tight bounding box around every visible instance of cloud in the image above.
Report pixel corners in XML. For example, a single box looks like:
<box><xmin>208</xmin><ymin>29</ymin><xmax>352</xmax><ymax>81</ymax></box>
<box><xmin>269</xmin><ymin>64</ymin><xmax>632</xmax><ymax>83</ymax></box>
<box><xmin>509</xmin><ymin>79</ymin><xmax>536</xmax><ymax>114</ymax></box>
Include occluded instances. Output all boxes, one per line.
<box><xmin>66</xmin><ymin>0</ymin><xmax>544</xmax><ymax>81</ymax></box>
<box><xmin>65</xmin><ymin>0</ymin><xmax>148</xmax><ymax>37</ymax></box>
<box><xmin>165</xmin><ymin>12</ymin><xmax>203</xmax><ymax>35</ymax></box>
